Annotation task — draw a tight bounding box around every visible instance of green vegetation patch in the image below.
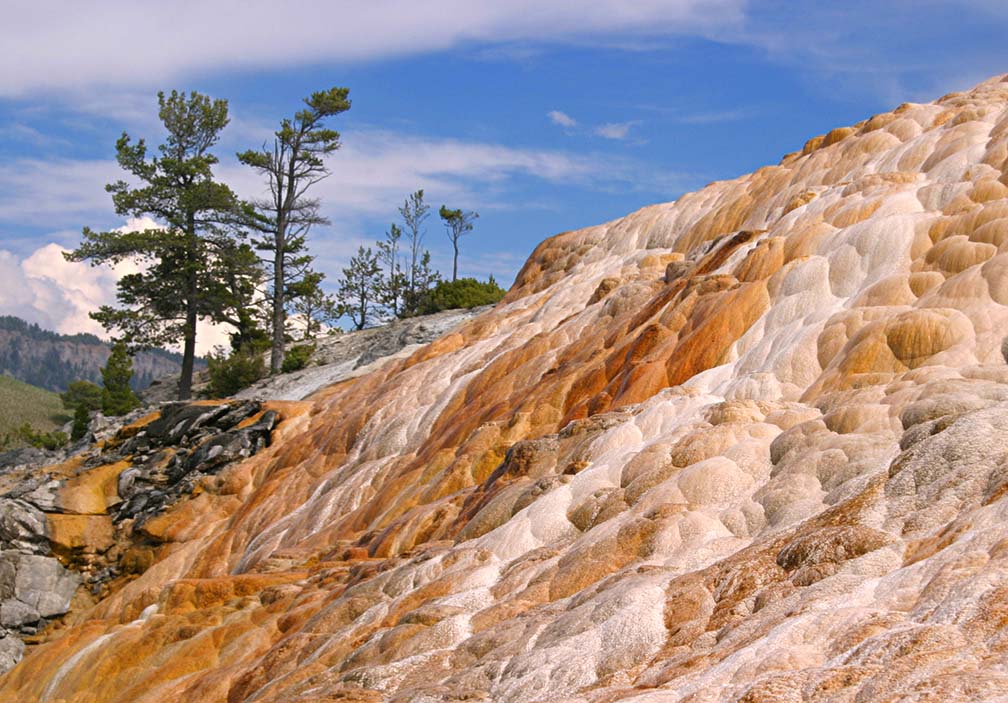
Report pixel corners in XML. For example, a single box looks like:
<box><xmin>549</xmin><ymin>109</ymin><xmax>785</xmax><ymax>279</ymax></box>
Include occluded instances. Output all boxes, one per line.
<box><xmin>419</xmin><ymin>277</ymin><xmax>506</xmax><ymax>315</ymax></box>
<box><xmin>0</xmin><ymin>375</ymin><xmax>71</xmax><ymax>448</ymax></box>
<box><xmin>207</xmin><ymin>349</ymin><xmax>266</xmax><ymax>398</ymax></box>
<box><xmin>282</xmin><ymin>343</ymin><xmax>316</xmax><ymax>373</ymax></box>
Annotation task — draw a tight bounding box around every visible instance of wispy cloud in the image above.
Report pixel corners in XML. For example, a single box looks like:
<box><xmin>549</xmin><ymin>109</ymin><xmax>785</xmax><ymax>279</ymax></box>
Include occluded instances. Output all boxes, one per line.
<box><xmin>631</xmin><ymin>102</ymin><xmax>760</xmax><ymax>125</ymax></box>
<box><xmin>594</xmin><ymin>121</ymin><xmax>638</xmax><ymax>140</ymax></box>
<box><xmin>677</xmin><ymin>108</ymin><xmax>756</xmax><ymax>124</ymax></box>
<box><xmin>0</xmin><ymin>126</ymin><xmax>700</xmax><ymax>261</ymax></box>
<box><xmin>458</xmin><ymin>249</ymin><xmax>527</xmax><ymax>284</ymax></box>
<box><xmin>218</xmin><ymin>127</ymin><xmax>668</xmax><ymax>224</ymax></box>
<box><xmin>0</xmin><ymin>158</ymin><xmax>122</xmax><ymax>230</ymax></box>
<box><xmin>548</xmin><ymin>110</ymin><xmax>578</xmax><ymax>128</ymax></box>
<box><xmin>3</xmin><ymin>2</ymin><xmax>1001</xmax><ymax>109</ymax></box>
<box><xmin>0</xmin><ymin>1</ymin><xmax>746</xmax><ymax>97</ymax></box>
<box><xmin>549</xmin><ymin>112</ymin><xmax>645</xmax><ymax>142</ymax></box>
<box><xmin>719</xmin><ymin>1</ymin><xmax>1008</xmax><ymax>103</ymax></box>
<box><xmin>0</xmin><ymin>123</ymin><xmax>70</xmax><ymax>149</ymax></box>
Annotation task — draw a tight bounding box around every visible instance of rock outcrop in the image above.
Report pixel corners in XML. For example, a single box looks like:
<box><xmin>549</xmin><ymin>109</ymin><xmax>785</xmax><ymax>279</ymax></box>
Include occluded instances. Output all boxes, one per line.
<box><xmin>0</xmin><ymin>400</ymin><xmax>280</xmax><ymax>675</ymax></box>
<box><xmin>237</xmin><ymin>306</ymin><xmax>491</xmax><ymax>401</ymax></box>
<box><xmin>4</xmin><ymin>76</ymin><xmax>1008</xmax><ymax>701</ymax></box>
<box><xmin>142</xmin><ymin>307</ymin><xmax>488</xmax><ymax>404</ymax></box>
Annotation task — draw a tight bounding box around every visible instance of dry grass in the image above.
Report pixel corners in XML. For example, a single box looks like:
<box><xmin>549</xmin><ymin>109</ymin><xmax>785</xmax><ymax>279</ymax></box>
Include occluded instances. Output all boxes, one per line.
<box><xmin>0</xmin><ymin>375</ymin><xmax>70</xmax><ymax>439</ymax></box>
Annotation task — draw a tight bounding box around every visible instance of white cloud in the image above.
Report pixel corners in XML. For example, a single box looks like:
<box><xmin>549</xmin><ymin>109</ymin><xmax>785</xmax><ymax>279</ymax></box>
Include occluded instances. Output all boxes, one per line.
<box><xmin>0</xmin><ymin>238</ymin><xmax>131</xmax><ymax>340</ymax></box>
<box><xmin>594</xmin><ymin>122</ymin><xmax>637</xmax><ymax>140</ymax></box>
<box><xmin>0</xmin><ymin>219</ymin><xmax>231</xmax><ymax>355</ymax></box>
<box><xmin>548</xmin><ymin>110</ymin><xmax>578</xmax><ymax>128</ymax></box>
<box><xmin>301</xmin><ymin>129</ymin><xmax>646</xmax><ymax>209</ymax></box>
<box><xmin>0</xmin><ymin>127</ymin><xmax>700</xmax><ymax>270</ymax></box>
<box><xmin>3</xmin><ymin>2</ymin><xmax>1002</xmax><ymax>108</ymax></box>
<box><xmin>0</xmin><ymin>1</ymin><xmax>745</xmax><ymax>96</ymax></box>
<box><xmin>0</xmin><ymin>127</ymin><xmax>689</xmax><ymax>238</ymax></box>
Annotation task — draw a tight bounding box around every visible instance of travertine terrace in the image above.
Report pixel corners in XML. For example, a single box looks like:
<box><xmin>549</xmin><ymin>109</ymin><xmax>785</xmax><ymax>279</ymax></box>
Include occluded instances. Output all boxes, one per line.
<box><xmin>6</xmin><ymin>75</ymin><xmax>1008</xmax><ymax>702</ymax></box>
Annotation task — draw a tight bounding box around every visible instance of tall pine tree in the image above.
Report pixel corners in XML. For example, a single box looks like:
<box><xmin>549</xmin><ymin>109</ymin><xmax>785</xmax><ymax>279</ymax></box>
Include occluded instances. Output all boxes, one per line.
<box><xmin>398</xmin><ymin>190</ymin><xmax>440</xmax><ymax>316</ymax></box>
<box><xmin>438</xmin><ymin>205</ymin><xmax>478</xmax><ymax>282</ymax></box>
<box><xmin>66</xmin><ymin>90</ymin><xmax>243</xmax><ymax>399</ymax></box>
<box><xmin>238</xmin><ymin>87</ymin><xmax>351</xmax><ymax>374</ymax></box>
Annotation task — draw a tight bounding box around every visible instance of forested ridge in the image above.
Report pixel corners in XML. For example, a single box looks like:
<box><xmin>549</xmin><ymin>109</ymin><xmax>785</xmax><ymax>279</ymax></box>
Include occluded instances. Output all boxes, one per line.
<box><xmin>0</xmin><ymin>316</ymin><xmax>195</xmax><ymax>392</ymax></box>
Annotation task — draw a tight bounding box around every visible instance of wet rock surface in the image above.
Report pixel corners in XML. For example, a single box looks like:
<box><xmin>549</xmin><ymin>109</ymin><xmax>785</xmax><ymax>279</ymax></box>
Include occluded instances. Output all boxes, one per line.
<box><xmin>0</xmin><ymin>399</ymin><xmax>279</xmax><ymax>673</ymax></box>
<box><xmin>6</xmin><ymin>77</ymin><xmax>1008</xmax><ymax>702</ymax></box>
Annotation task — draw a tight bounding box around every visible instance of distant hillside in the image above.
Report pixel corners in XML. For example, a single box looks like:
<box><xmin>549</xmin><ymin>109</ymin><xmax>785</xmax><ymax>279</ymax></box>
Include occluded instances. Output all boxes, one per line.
<box><xmin>0</xmin><ymin>316</ymin><xmax>202</xmax><ymax>392</ymax></box>
<box><xmin>0</xmin><ymin>375</ymin><xmax>69</xmax><ymax>440</ymax></box>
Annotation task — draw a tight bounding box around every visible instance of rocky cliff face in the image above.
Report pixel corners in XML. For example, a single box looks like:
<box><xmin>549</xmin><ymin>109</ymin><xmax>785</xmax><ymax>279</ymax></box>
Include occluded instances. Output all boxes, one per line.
<box><xmin>0</xmin><ymin>317</ymin><xmax>190</xmax><ymax>393</ymax></box>
<box><xmin>5</xmin><ymin>76</ymin><xmax>1008</xmax><ymax>702</ymax></box>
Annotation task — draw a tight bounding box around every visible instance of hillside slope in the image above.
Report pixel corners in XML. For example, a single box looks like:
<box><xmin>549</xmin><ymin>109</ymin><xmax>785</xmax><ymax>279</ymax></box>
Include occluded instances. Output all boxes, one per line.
<box><xmin>0</xmin><ymin>376</ymin><xmax>68</xmax><ymax>440</ymax></box>
<box><xmin>4</xmin><ymin>75</ymin><xmax>1008</xmax><ymax>702</ymax></box>
<box><xmin>0</xmin><ymin>316</ymin><xmax>191</xmax><ymax>392</ymax></box>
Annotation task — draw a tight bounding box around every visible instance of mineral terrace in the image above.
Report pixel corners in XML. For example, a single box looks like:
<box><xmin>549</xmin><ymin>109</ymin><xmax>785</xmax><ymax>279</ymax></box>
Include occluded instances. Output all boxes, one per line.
<box><xmin>4</xmin><ymin>75</ymin><xmax>1008</xmax><ymax>702</ymax></box>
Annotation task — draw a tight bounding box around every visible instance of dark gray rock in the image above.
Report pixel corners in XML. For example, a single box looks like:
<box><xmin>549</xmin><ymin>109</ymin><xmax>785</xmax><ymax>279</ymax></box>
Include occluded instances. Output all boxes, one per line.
<box><xmin>116</xmin><ymin>466</ymin><xmax>143</xmax><ymax>502</ymax></box>
<box><xmin>16</xmin><ymin>478</ymin><xmax>62</xmax><ymax>513</ymax></box>
<box><xmin>112</xmin><ymin>401</ymin><xmax>276</xmax><ymax>527</ymax></box>
<box><xmin>0</xmin><ymin>446</ymin><xmax>65</xmax><ymax>473</ymax></box>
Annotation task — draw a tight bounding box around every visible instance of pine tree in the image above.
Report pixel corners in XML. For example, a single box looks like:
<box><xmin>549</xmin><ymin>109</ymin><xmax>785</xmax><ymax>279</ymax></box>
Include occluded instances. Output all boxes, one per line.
<box><xmin>399</xmin><ymin>189</ymin><xmax>430</xmax><ymax>309</ymax></box>
<box><xmin>61</xmin><ymin>380</ymin><xmax>103</xmax><ymax>412</ymax></box>
<box><xmin>238</xmin><ymin>87</ymin><xmax>351</xmax><ymax>374</ymax></box>
<box><xmin>438</xmin><ymin>205</ymin><xmax>478</xmax><ymax>282</ymax></box>
<box><xmin>289</xmin><ymin>270</ymin><xmax>337</xmax><ymax>340</ymax></box>
<box><xmin>65</xmin><ymin>90</ymin><xmax>243</xmax><ymax>400</ymax></box>
<box><xmin>71</xmin><ymin>403</ymin><xmax>90</xmax><ymax>441</ymax></box>
<box><xmin>336</xmin><ymin>246</ymin><xmax>382</xmax><ymax>330</ymax></box>
<box><xmin>377</xmin><ymin>223</ymin><xmax>407</xmax><ymax>318</ymax></box>
<box><xmin>410</xmin><ymin>251</ymin><xmax>441</xmax><ymax>313</ymax></box>
<box><xmin>64</xmin><ymin>379</ymin><xmax>102</xmax><ymax>442</ymax></box>
<box><xmin>101</xmin><ymin>341</ymin><xmax>140</xmax><ymax>416</ymax></box>
<box><xmin>215</xmin><ymin>239</ymin><xmax>269</xmax><ymax>353</ymax></box>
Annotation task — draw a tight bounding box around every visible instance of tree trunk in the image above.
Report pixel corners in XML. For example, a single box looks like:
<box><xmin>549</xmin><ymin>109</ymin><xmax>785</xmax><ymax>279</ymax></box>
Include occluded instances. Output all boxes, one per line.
<box><xmin>452</xmin><ymin>240</ymin><xmax>459</xmax><ymax>282</ymax></box>
<box><xmin>357</xmin><ymin>286</ymin><xmax>365</xmax><ymax>330</ymax></box>
<box><xmin>409</xmin><ymin>242</ymin><xmax>417</xmax><ymax>305</ymax></box>
<box><xmin>179</xmin><ymin>302</ymin><xmax>197</xmax><ymax>400</ymax></box>
<box><xmin>178</xmin><ymin>220</ymin><xmax>199</xmax><ymax>400</ymax></box>
<box><xmin>270</xmin><ymin>226</ymin><xmax>285</xmax><ymax>374</ymax></box>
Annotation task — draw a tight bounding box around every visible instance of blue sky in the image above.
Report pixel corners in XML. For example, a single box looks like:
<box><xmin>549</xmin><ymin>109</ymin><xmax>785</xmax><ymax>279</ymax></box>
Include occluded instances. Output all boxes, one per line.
<box><xmin>1</xmin><ymin>1</ymin><xmax>1006</xmax><ymax>346</ymax></box>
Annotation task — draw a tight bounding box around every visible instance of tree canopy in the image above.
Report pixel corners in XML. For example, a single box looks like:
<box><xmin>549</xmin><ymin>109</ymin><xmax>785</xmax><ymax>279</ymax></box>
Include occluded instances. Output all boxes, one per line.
<box><xmin>101</xmin><ymin>341</ymin><xmax>140</xmax><ymax>415</ymax></box>
<box><xmin>238</xmin><ymin>87</ymin><xmax>351</xmax><ymax>373</ymax></box>
<box><xmin>65</xmin><ymin>90</ymin><xmax>246</xmax><ymax>399</ymax></box>
<box><xmin>439</xmin><ymin>205</ymin><xmax>478</xmax><ymax>282</ymax></box>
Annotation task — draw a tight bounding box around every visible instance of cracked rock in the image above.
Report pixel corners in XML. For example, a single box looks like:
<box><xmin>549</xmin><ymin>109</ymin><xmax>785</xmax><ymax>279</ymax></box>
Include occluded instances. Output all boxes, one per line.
<box><xmin>0</xmin><ymin>500</ymin><xmax>49</xmax><ymax>554</ymax></box>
